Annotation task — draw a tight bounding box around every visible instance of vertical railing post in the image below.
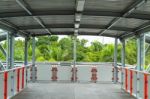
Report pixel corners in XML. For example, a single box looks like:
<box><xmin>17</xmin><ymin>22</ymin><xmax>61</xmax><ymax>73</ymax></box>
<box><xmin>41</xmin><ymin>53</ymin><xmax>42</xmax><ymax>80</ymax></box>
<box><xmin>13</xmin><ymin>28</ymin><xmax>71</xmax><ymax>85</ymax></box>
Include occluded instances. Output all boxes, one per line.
<box><xmin>17</xmin><ymin>68</ymin><xmax>20</xmax><ymax>92</ymax></box>
<box><xmin>136</xmin><ymin>34</ymin><xmax>145</xmax><ymax>98</ymax></box>
<box><xmin>73</xmin><ymin>34</ymin><xmax>77</xmax><ymax>82</ymax></box>
<box><xmin>24</xmin><ymin>36</ymin><xmax>29</xmax><ymax>66</ymax></box>
<box><xmin>4</xmin><ymin>71</ymin><xmax>8</xmax><ymax>99</ymax></box>
<box><xmin>125</xmin><ymin>68</ymin><xmax>128</xmax><ymax>91</ymax></box>
<box><xmin>144</xmin><ymin>74</ymin><xmax>148</xmax><ymax>99</ymax></box>
<box><xmin>113</xmin><ymin>37</ymin><xmax>118</xmax><ymax>84</ymax></box>
<box><xmin>130</xmin><ymin>70</ymin><xmax>133</xmax><ymax>95</ymax></box>
<box><xmin>120</xmin><ymin>38</ymin><xmax>125</xmax><ymax>88</ymax></box>
<box><xmin>136</xmin><ymin>36</ymin><xmax>140</xmax><ymax>98</ymax></box>
<box><xmin>24</xmin><ymin>37</ymin><xmax>29</xmax><ymax>85</ymax></box>
<box><xmin>32</xmin><ymin>37</ymin><xmax>36</xmax><ymax>82</ymax></box>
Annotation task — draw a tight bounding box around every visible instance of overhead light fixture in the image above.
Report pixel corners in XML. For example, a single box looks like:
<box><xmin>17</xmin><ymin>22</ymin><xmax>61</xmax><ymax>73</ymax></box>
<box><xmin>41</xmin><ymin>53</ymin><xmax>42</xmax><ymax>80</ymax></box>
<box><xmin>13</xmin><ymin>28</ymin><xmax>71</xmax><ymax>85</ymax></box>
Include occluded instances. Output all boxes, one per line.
<box><xmin>74</xmin><ymin>29</ymin><xmax>79</xmax><ymax>33</ymax></box>
<box><xmin>75</xmin><ymin>23</ymin><xmax>80</xmax><ymax>29</ymax></box>
<box><xmin>76</xmin><ymin>0</ymin><xmax>85</xmax><ymax>11</ymax></box>
<box><xmin>75</xmin><ymin>13</ymin><xmax>82</xmax><ymax>22</ymax></box>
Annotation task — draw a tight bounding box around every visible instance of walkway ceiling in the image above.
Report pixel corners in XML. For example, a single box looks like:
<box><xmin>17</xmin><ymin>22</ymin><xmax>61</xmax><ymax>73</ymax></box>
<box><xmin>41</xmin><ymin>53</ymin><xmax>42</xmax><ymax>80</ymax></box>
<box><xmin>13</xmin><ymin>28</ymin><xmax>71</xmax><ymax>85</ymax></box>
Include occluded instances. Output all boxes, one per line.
<box><xmin>0</xmin><ymin>0</ymin><xmax>150</xmax><ymax>39</ymax></box>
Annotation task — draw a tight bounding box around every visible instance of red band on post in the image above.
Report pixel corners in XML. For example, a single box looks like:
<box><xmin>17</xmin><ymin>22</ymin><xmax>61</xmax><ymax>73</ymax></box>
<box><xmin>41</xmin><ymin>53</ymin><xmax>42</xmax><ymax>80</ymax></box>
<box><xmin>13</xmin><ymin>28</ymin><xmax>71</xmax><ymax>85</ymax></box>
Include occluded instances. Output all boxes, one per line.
<box><xmin>144</xmin><ymin>74</ymin><xmax>148</xmax><ymax>99</ymax></box>
<box><xmin>22</xmin><ymin>67</ymin><xmax>25</xmax><ymax>89</ymax></box>
<box><xmin>91</xmin><ymin>67</ymin><xmax>97</xmax><ymax>83</ymax></box>
<box><xmin>4</xmin><ymin>72</ymin><xmax>8</xmax><ymax>99</ymax></box>
<box><xmin>51</xmin><ymin>67</ymin><xmax>58</xmax><ymax>81</ymax></box>
<box><xmin>130</xmin><ymin>70</ymin><xmax>133</xmax><ymax>95</ymax></box>
<box><xmin>125</xmin><ymin>68</ymin><xmax>128</xmax><ymax>91</ymax></box>
<box><xmin>17</xmin><ymin>68</ymin><xmax>20</xmax><ymax>92</ymax></box>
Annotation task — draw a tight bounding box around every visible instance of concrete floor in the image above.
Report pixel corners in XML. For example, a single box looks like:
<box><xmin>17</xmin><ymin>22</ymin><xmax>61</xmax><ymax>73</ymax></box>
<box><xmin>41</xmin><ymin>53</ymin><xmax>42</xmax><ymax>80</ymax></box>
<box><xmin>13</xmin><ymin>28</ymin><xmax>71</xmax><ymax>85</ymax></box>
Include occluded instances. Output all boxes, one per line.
<box><xmin>12</xmin><ymin>82</ymin><xmax>135</xmax><ymax>99</ymax></box>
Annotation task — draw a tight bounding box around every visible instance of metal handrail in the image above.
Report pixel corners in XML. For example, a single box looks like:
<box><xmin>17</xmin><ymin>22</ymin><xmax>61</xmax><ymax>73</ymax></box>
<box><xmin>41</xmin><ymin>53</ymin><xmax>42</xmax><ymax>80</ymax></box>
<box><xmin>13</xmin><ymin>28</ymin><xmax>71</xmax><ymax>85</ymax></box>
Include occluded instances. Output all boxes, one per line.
<box><xmin>0</xmin><ymin>64</ymin><xmax>32</xmax><ymax>74</ymax></box>
<box><xmin>117</xmin><ymin>66</ymin><xmax>150</xmax><ymax>75</ymax></box>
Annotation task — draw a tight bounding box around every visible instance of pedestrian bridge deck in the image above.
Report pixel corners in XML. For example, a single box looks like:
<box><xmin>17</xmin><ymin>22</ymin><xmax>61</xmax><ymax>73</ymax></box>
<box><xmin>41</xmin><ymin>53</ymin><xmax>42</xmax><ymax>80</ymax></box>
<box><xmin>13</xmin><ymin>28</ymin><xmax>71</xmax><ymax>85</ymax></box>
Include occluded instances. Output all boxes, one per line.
<box><xmin>12</xmin><ymin>82</ymin><xmax>135</xmax><ymax>99</ymax></box>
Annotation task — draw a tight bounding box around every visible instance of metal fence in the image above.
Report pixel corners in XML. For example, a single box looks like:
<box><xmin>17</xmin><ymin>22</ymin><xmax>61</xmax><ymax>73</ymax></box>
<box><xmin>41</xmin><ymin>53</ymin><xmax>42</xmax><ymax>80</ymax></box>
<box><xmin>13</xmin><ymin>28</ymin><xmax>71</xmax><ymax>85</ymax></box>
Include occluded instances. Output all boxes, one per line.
<box><xmin>0</xmin><ymin>65</ymin><xmax>32</xmax><ymax>99</ymax></box>
<box><xmin>35</xmin><ymin>62</ymin><xmax>114</xmax><ymax>82</ymax></box>
<box><xmin>2</xmin><ymin>62</ymin><xmax>149</xmax><ymax>99</ymax></box>
<box><xmin>117</xmin><ymin>66</ymin><xmax>150</xmax><ymax>99</ymax></box>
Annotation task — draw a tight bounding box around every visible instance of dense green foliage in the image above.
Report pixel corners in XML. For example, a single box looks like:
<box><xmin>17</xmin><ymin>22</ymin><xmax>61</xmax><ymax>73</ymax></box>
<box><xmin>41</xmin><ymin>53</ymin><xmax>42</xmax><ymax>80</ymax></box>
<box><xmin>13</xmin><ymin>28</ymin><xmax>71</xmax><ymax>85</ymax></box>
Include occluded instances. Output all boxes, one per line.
<box><xmin>0</xmin><ymin>36</ymin><xmax>149</xmax><ymax>65</ymax></box>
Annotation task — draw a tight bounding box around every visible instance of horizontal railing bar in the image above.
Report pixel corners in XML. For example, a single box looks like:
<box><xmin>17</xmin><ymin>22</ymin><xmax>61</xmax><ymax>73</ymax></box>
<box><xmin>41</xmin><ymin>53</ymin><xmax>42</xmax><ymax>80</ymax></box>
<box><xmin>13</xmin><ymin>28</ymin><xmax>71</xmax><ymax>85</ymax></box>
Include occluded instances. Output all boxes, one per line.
<box><xmin>117</xmin><ymin>66</ymin><xmax>150</xmax><ymax>75</ymax></box>
<box><xmin>0</xmin><ymin>64</ymin><xmax>32</xmax><ymax>74</ymax></box>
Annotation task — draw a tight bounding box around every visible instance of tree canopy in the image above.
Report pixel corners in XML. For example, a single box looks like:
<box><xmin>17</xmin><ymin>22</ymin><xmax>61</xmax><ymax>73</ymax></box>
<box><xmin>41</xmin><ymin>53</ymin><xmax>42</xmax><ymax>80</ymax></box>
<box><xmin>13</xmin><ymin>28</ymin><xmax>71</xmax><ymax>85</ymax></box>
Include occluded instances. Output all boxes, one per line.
<box><xmin>0</xmin><ymin>36</ymin><xmax>149</xmax><ymax>65</ymax></box>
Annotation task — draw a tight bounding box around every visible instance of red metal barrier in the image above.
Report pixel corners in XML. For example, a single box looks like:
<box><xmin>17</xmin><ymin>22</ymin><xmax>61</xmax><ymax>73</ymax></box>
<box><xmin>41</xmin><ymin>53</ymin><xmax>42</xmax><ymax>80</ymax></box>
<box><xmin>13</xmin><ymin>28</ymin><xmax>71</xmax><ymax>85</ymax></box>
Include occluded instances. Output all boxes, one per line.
<box><xmin>17</xmin><ymin>68</ymin><xmax>20</xmax><ymax>92</ymax></box>
<box><xmin>25</xmin><ymin>66</ymin><xmax>28</xmax><ymax>85</ymax></box>
<box><xmin>112</xmin><ymin>68</ymin><xmax>114</xmax><ymax>81</ymax></box>
<box><xmin>91</xmin><ymin>67</ymin><xmax>97</xmax><ymax>83</ymax></box>
<box><xmin>22</xmin><ymin>67</ymin><xmax>25</xmax><ymax>89</ymax></box>
<box><xmin>130</xmin><ymin>70</ymin><xmax>133</xmax><ymax>95</ymax></box>
<box><xmin>51</xmin><ymin>66</ymin><xmax>58</xmax><ymax>81</ymax></box>
<box><xmin>4</xmin><ymin>72</ymin><xmax>8</xmax><ymax>99</ymax></box>
<box><xmin>144</xmin><ymin>74</ymin><xmax>148</xmax><ymax>99</ymax></box>
<box><xmin>125</xmin><ymin>68</ymin><xmax>128</xmax><ymax>91</ymax></box>
<box><xmin>112</xmin><ymin>67</ymin><xmax>119</xmax><ymax>82</ymax></box>
<box><xmin>30</xmin><ymin>67</ymin><xmax>37</xmax><ymax>80</ymax></box>
<box><xmin>71</xmin><ymin>67</ymin><xmax>78</xmax><ymax>81</ymax></box>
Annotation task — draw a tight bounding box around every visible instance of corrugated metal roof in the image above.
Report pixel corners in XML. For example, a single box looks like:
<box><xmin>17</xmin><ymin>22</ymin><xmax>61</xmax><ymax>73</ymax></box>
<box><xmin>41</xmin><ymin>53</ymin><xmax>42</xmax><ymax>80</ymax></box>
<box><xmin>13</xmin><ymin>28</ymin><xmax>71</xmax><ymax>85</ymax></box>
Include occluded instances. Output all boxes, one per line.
<box><xmin>0</xmin><ymin>0</ymin><xmax>150</xmax><ymax>38</ymax></box>
<box><xmin>81</xmin><ymin>16</ymin><xmax>115</xmax><ymax>25</ymax></box>
<box><xmin>84</xmin><ymin>0</ymin><xmax>134</xmax><ymax>12</ymax></box>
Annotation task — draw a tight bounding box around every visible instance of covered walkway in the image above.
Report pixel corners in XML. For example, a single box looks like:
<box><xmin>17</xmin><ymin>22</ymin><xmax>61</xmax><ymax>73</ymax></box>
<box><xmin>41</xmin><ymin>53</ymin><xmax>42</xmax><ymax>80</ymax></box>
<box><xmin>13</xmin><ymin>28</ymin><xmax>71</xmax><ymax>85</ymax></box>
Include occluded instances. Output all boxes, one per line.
<box><xmin>0</xmin><ymin>0</ymin><xmax>150</xmax><ymax>99</ymax></box>
<box><xmin>12</xmin><ymin>82</ymin><xmax>135</xmax><ymax>99</ymax></box>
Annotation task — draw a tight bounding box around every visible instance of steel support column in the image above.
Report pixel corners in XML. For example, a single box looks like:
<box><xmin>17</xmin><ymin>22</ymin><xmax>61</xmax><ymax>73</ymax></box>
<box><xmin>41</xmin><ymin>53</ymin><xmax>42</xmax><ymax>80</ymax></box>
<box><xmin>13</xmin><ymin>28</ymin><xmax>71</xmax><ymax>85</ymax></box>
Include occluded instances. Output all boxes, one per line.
<box><xmin>73</xmin><ymin>35</ymin><xmax>77</xmax><ymax>82</ymax></box>
<box><xmin>32</xmin><ymin>37</ymin><xmax>36</xmax><ymax>82</ymax></box>
<box><xmin>120</xmin><ymin>39</ymin><xmax>125</xmax><ymax>88</ymax></box>
<box><xmin>113</xmin><ymin>38</ymin><xmax>118</xmax><ymax>83</ymax></box>
<box><xmin>136</xmin><ymin>34</ymin><xmax>145</xmax><ymax>98</ymax></box>
<box><xmin>24</xmin><ymin>37</ymin><xmax>29</xmax><ymax>65</ymax></box>
<box><xmin>6</xmin><ymin>32</ymin><xmax>14</xmax><ymax>69</ymax></box>
<box><xmin>137</xmin><ymin>34</ymin><xmax>145</xmax><ymax>71</ymax></box>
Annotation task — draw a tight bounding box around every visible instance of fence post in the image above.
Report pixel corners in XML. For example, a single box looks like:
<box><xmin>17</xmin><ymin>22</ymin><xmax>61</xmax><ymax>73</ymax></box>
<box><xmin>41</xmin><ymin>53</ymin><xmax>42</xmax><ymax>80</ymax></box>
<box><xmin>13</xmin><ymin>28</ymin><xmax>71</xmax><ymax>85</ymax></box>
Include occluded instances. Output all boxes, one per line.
<box><xmin>113</xmin><ymin>38</ymin><xmax>118</xmax><ymax>83</ymax></box>
<box><xmin>4</xmin><ymin>72</ymin><xmax>8</xmax><ymax>99</ymax></box>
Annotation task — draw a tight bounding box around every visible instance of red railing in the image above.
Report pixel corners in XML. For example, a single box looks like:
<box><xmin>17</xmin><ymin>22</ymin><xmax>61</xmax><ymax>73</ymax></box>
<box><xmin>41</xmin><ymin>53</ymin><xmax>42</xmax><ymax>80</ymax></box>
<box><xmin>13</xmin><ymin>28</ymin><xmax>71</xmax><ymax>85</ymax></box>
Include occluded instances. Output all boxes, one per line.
<box><xmin>3</xmin><ymin>71</ymin><xmax>8</xmax><ymax>99</ymax></box>
<box><xmin>0</xmin><ymin>65</ymin><xmax>32</xmax><ymax>99</ymax></box>
<box><xmin>117</xmin><ymin>66</ymin><xmax>150</xmax><ymax>99</ymax></box>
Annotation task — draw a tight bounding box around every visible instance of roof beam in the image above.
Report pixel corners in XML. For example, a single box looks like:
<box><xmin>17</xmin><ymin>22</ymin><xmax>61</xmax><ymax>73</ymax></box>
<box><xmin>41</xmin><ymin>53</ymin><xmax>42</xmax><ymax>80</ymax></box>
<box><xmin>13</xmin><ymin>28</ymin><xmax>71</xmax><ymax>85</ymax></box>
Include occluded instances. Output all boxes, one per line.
<box><xmin>98</xmin><ymin>0</ymin><xmax>147</xmax><ymax>35</ymax></box>
<box><xmin>0</xmin><ymin>10</ymin><xmax>74</xmax><ymax>19</ymax></box>
<box><xmin>134</xmin><ymin>21</ymin><xmax>150</xmax><ymax>33</ymax></box>
<box><xmin>119</xmin><ymin>21</ymin><xmax>150</xmax><ymax>38</ymax></box>
<box><xmin>84</xmin><ymin>11</ymin><xmax>150</xmax><ymax>20</ymax></box>
<box><xmin>16</xmin><ymin>0</ymin><xmax>51</xmax><ymax>35</ymax></box>
<box><xmin>1</xmin><ymin>10</ymin><xmax>150</xmax><ymax>20</ymax></box>
<box><xmin>0</xmin><ymin>19</ymin><xmax>28</xmax><ymax>37</ymax></box>
<box><xmin>31</xmin><ymin>32</ymin><xmax>115</xmax><ymax>38</ymax></box>
<box><xmin>19</xmin><ymin>24</ymin><xmax>133</xmax><ymax>32</ymax></box>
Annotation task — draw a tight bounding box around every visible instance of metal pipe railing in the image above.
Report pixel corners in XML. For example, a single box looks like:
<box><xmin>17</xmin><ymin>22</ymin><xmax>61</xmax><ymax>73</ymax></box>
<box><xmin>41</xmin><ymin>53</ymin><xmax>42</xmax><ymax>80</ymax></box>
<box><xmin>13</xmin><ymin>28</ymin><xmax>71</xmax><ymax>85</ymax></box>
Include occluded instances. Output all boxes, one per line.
<box><xmin>116</xmin><ymin>66</ymin><xmax>150</xmax><ymax>99</ymax></box>
<box><xmin>0</xmin><ymin>64</ymin><xmax>32</xmax><ymax>99</ymax></box>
